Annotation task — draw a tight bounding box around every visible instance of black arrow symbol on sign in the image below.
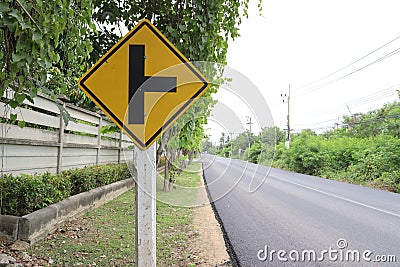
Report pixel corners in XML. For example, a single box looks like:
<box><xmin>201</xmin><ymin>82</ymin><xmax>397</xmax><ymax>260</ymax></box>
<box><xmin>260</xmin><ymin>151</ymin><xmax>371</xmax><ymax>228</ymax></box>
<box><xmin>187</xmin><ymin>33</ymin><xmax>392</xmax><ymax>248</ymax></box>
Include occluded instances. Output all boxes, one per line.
<box><xmin>128</xmin><ymin>44</ymin><xmax>177</xmax><ymax>124</ymax></box>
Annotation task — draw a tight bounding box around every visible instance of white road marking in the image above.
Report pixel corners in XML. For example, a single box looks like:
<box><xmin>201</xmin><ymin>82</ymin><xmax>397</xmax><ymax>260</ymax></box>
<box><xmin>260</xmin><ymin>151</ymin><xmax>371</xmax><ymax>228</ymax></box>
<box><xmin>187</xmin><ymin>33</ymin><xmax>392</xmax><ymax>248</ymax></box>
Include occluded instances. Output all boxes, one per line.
<box><xmin>273</xmin><ymin>176</ymin><xmax>400</xmax><ymax>219</ymax></box>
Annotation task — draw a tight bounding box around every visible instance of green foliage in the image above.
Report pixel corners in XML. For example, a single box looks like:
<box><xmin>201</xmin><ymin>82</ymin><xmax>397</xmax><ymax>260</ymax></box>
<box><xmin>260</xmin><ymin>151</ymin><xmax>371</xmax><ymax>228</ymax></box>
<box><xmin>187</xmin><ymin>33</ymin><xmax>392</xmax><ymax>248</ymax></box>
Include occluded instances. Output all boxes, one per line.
<box><xmin>268</xmin><ymin>100</ymin><xmax>400</xmax><ymax>193</ymax></box>
<box><xmin>90</xmin><ymin>0</ymin><xmax>254</xmax><ymax>66</ymax></box>
<box><xmin>0</xmin><ymin>172</ymin><xmax>71</xmax><ymax>217</ymax></box>
<box><xmin>64</xmin><ymin>163</ymin><xmax>131</xmax><ymax>195</ymax></box>
<box><xmin>0</xmin><ymin>0</ymin><xmax>94</xmax><ymax>111</ymax></box>
<box><xmin>282</xmin><ymin>131</ymin><xmax>326</xmax><ymax>175</ymax></box>
<box><xmin>32</xmin><ymin>169</ymin><xmax>201</xmax><ymax>266</ymax></box>
<box><xmin>212</xmin><ymin>127</ymin><xmax>281</xmax><ymax>163</ymax></box>
<box><xmin>100</xmin><ymin>124</ymin><xmax>120</xmax><ymax>135</ymax></box>
<box><xmin>274</xmin><ymin>131</ymin><xmax>400</xmax><ymax>193</ymax></box>
<box><xmin>202</xmin><ymin>138</ymin><xmax>217</xmax><ymax>154</ymax></box>
<box><xmin>342</xmin><ymin>102</ymin><xmax>400</xmax><ymax>138</ymax></box>
<box><xmin>0</xmin><ymin>163</ymin><xmax>131</xmax><ymax>216</ymax></box>
<box><xmin>248</xmin><ymin>141</ymin><xmax>262</xmax><ymax>163</ymax></box>
<box><xmin>228</xmin><ymin>131</ymin><xmax>253</xmax><ymax>159</ymax></box>
<box><xmin>347</xmin><ymin>135</ymin><xmax>400</xmax><ymax>182</ymax></box>
<box><xmin>376</xmin><ymin>170</ymin><xmax>400</xmax><ymax>193</ymax></box>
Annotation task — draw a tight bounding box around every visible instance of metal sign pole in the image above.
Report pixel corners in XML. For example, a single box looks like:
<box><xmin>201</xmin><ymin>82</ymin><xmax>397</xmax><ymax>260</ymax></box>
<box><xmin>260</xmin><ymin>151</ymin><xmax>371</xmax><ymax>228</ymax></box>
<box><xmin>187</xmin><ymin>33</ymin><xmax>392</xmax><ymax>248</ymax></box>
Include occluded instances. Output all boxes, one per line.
<box><xmin>135</xmin><ymin>143</ymin><xmax>156</xmax><ymax>266</ymax></box>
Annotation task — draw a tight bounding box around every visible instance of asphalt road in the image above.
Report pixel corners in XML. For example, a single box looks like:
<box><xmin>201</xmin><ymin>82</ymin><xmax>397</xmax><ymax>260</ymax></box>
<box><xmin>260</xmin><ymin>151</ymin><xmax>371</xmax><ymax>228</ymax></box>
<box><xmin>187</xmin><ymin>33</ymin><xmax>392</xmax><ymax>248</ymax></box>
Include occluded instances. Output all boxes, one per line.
<box><xmin>202</xmin><ymin>154</ymin><xmax>400</xmax><ymax>267</ymax></box>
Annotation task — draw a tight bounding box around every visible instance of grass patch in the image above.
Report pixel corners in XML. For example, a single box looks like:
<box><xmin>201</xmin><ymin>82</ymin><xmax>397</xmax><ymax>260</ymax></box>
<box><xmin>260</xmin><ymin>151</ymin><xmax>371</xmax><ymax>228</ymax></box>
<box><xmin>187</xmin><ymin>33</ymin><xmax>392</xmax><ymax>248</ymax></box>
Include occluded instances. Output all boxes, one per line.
<box><xmin>30</xmin><ymin>162</ymin><xmax>202</xmax><ymax>266</ymax></box>
<box><xmin>156</xmin><ymin>162</ymin><xmax>202</xmax><ymax>207</ymax></box>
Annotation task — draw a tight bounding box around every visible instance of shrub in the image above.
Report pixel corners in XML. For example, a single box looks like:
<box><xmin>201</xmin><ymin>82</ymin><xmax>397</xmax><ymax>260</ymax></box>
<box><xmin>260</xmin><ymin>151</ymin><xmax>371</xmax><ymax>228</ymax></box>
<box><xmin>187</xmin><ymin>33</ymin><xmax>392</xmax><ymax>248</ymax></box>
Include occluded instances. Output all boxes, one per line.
<box><xmin>0</xmin><ymin>172</ymin><xmax>71</xmax><ymax>217</ymax></box>
<box><xmin>379</xmin><ymin>171</ymin><xmax>400</xmax><ymax>193</ymax></box>
<box><xmin>274</xmin><ymin>131</ymin><xmax>400</xmax><ymax>193</ymax></box>
<box><xmin>62</xmin><ymin>163</ymin><xmax>132</xmax><ymax>196</ymax></box>
<box><xmin>0</xmin><ymin>163</ymin><xmax>131</xmax><ymax>216</ymax></box>
<box><xmin>248</xmin><ymin>141</ymin><xmax>262</xmax><ymax>163</ymax></box>
<box><xmin>283</xmin><ymin>132</ymin><xmax>328</xmax><ymax>176</ymax></box>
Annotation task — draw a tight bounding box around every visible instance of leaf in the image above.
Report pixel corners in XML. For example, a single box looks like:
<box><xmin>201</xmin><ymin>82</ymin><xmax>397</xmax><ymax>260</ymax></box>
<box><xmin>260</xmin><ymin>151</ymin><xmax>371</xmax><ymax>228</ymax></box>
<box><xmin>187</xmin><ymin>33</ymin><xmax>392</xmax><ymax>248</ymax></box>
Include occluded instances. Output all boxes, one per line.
<box><xmin>178</xmin><ymin>24</ymin><xmax>187</xmax><ymax>31</ymax></box>
<box><xmin>9</xmin><ymin>100</ymin><xmax>19</xmax><ymax>109</ymax></box>
<box><xmin>38</xmin><ymin>59</ymin><xmax>45</xmax><ymax>68</ymax></box>
<box><xmin>12</xmin><ymin>52</ymin><xmax>25</xmax><ymax>63</ymax></box>
<box><xmin>20</xmin><ymin>20</ymin><xmax>31</xmax><ymax>30</ymax></box>
<box><xmin>32</xmin><ymin>31</ymin><xmax>42</xmax><ymax>41</ymax></box>
<box><xmin>45</xmin><ymin>57</ymin><xmax>52</xmax><ymax>68</ymax></box>
<box><xmin>56</xmin><ymin>103</ymin><xmax>71</xmax><ymax>126</ymax></box>
<box><xmin>8</xmin><ymin>10</ymin><xmax>21</xmax><ymax>21</ymax></box>
<box><xmin>18</xmin><ymin>120</ymin><xmax>26</xmax><ymax>128</ymax></box>
<box><xmin>29</xmin><ymin>87</ymin><xmax>38</xmax><ymax>100</ymax></box>
<box><xmin>0</xmin><ymin>2</ymin><xmax>10</xmax><ymax>12</ymax></box>
<box><xmin>10</xmin><ymin>113</ymin><xmax>17</xmax><ymax>122</ymax></box>
<box><xmin>15</xmin><ymin>93</ymin><xmax>26</xmax><ymax>104</ymax></box>
<box><xmin>100</xmin><ymin>125</ymin><xmax>119</xmax><ymax>135</ymax></box>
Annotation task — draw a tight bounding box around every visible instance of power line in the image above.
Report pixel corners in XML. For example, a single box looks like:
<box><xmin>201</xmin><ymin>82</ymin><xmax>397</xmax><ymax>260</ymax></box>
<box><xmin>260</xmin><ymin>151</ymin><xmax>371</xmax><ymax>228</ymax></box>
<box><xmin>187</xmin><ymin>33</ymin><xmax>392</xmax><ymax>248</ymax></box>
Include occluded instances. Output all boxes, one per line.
<box><xmin>295</xmin><ymin>83</ymin><xmax>400</xmax><ymax>123</ymax></box>
<box><xmin>294</xmin><ymin>33</ymin><xmax>400</xmax><ymax>95</ymax></box>
<box><xmin>347</xmin><ymin>85</ymin><xmax>400</xmax><ymax>107</ymax></box>
<box><xmin>294</xmin><ymin>117</ymin><xmax>340</xmax><ymax>127</ymax></box>
<box><xmin>342</xmin><ymin>112</ymin><xmax>400</xmax><ymax>127</ymax></box>
<box><xmin>350</xmin><ymin>92</ymin><xmax>399</xmax><ymax>107</ymax></box>
<box><xmin>294</xmin><ymin>47</ymin><xmax>400</xmax><ymax>97</ymax></box>
<box><xmin>293</xmin><ymin>111</ymin><xmax>400</xmax><ymax>132</ymax></box>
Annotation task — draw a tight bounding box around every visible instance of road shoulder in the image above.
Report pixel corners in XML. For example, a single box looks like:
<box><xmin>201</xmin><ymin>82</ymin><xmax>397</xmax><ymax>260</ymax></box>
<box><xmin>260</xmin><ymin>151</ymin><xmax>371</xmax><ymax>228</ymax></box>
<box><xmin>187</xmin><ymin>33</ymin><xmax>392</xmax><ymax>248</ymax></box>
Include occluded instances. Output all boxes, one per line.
<box><xmin>186</xmin><ymin>170</ymin><xmax>232</xmax><ymax>266</ymax></box>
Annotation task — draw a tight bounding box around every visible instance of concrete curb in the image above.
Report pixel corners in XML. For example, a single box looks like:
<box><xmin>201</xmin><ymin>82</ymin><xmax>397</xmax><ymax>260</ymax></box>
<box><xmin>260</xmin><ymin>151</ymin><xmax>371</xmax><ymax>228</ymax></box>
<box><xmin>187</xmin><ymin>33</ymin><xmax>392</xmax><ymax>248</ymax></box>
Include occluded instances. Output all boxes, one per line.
<box><xmin>0</xmin><ymin>215</ymin><xmax>19</xmax><ymax>241</ymax></box>
<box><xmin>0</xmin><ymin>178</ymin><xmax>134</xmax><ymax>244</ymax></box>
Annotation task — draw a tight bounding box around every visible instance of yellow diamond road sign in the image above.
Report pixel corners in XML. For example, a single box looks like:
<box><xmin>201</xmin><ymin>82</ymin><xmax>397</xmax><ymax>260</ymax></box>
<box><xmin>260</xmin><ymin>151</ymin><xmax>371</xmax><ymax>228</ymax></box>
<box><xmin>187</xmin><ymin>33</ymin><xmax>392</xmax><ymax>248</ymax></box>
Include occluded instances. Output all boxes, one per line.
<box><xmin>78</xmin><ymin>19</ymin><xmax>209</xmax><ymax>150</ymax></box>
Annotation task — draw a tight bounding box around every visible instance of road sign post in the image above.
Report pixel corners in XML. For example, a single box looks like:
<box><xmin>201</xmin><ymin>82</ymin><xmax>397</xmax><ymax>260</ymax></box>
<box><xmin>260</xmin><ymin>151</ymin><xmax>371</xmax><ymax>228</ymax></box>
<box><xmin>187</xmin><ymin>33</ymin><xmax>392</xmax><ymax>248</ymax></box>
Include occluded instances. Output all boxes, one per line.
<box><xmin>134</xmin><ymin>143</ymin><xmax>156</xmax><ymax>266</ymax></box>
<box><xmin>78</xmin><ymin>19</ymin><xmax>209</xmax><ymax>266</ymax></box>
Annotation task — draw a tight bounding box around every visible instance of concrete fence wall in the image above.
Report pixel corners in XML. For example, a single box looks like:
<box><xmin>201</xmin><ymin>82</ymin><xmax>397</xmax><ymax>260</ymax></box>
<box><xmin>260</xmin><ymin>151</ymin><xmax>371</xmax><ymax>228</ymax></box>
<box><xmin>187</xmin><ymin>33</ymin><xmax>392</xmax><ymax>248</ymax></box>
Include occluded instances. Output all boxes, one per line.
<box><xmin>0</xmin><ymin>90</ymin><xmax>134</xmax><ymax>175</ymax></box>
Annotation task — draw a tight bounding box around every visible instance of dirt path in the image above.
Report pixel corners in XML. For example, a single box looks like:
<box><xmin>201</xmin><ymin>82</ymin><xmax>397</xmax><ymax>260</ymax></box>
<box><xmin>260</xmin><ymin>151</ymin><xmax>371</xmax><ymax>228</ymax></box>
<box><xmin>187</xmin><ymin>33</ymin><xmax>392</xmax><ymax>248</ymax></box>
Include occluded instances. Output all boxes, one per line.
<box><xmin>186</xmin><ymin>172</ymin><xmax>232</xmax><ymax>266</ymax></box>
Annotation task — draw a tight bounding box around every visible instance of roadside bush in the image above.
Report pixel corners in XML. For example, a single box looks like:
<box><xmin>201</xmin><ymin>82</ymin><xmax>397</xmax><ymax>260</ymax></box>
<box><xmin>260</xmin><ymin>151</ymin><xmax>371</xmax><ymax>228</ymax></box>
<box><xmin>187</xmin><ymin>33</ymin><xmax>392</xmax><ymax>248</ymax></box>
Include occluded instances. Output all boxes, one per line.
<box><xmin>346</xmin><ymin>136</ymin><xmax>400</xmax><ymax>182</ymax></box>
<box><xmin>0</xmin><ymin>163</ymin><xmax>131</xmax><ymax>216</ymax></box>
<box><xmin>273</xmin><ymin>131</ymin><xmax>400</xmax><ymax>193</ymax></box>
<box><xmin>248</xmin><ymin>141</ymin><xmax>262</xmax><ymax>163</ymax></box>
<box><xmin>283</xmin><ymin>132</ymin><xmax>328</xmax><ymax>176</ymax></box>
<box><xmin>65</xmin><ymin>163</ymin><xmax>131</xmax><ymax>195</ymax></box>
<box><xmin>271</xmin><ymin>142</ymin><xmax>287</xmax><ymax>169</ymax></box>
<box><xmin>0</xmin><ymin>172</ymin><xmax>71</xmax><ymax>217</ymax></box>
<box><xmin>379</xmin><ymin>171</ymin><xmax>400</xmax><ymax>193</ymax></box>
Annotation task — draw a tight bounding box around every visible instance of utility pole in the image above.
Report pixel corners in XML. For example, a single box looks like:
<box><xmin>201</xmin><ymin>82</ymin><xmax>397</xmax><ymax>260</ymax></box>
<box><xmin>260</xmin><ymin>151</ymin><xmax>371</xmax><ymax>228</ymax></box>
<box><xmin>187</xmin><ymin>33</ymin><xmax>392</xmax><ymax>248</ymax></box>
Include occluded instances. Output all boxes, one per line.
<box><xmin>229</xmin><ymin>132</ymin><xmax>234</xmax><ymax>157</ymax></box>
<box><xmin>281</xmin><ymin>84</ymin><xmax>291</xmax><ymax>148</ymax></box>
<box><xmin>246</xmin><ymin>116</ymin><xmax>253</xmax><ymax>134</ymax></box>
<box><xmin>246</xmin><ymin>116</ymin><xmax>253</xmax><ymax>149</ymax></box>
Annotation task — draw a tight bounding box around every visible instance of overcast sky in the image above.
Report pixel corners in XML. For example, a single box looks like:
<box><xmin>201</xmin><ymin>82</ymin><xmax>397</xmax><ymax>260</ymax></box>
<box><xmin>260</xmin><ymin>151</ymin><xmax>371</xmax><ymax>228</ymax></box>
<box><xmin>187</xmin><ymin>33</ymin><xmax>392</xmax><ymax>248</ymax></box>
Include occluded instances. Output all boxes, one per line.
<box><xmin>207</xmin><ymin>0</ymin><xmax>400</xmax><ymax>142</ymax></box>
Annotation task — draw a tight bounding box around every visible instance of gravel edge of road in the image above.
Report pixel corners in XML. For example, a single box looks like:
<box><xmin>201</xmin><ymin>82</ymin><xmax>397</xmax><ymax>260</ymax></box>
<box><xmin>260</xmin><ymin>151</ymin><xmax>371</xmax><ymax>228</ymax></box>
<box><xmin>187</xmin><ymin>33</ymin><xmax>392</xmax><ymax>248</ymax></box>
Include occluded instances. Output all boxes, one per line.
<box><xmin>202</xmin><ymin>166</ymin><xmax>241</xmax><ymax>267</ymax></box>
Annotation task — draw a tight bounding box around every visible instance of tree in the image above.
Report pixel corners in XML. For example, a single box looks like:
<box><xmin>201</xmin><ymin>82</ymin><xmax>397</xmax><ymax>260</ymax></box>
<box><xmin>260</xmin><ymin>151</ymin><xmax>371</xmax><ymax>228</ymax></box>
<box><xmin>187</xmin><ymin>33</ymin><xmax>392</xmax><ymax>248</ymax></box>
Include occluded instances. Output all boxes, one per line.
<box><xmin>0</xmin><ymin>0</ymin><xmax>94</xmax><ymax>116</ymax></box>
<box><xmin>219</xmin><ymin>132</ymin><xmax>226</xmax><ymax>150</ymax></box>
<box><xmin>342</xmin><ymin>102</ymin><xmax>400</xmax><ymax>138</ymax></box>
<box><xmin>202</xmin><ymin>138</ymin><xmax>217</xmax><ymax>154</ymax></box>
<box><xmin>229</xmin><ymin>131</ymin><xmax>252</xmax><ymax>159</ymax></box>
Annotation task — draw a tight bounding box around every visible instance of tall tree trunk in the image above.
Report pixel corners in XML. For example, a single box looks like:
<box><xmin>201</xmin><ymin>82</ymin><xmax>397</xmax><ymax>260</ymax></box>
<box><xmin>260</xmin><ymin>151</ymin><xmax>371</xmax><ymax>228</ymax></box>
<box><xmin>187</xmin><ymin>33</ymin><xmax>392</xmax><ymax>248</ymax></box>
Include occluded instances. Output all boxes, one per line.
<box><xmin>163</xmin><ymin>150</ymin><xmax>171</xmax><ymax>192</ymax></box>
<box><xmin>156</xmin><ymin>134</ymin><xmax>166</xmax><ymax>168</ymax></box>
<box><xmin>188</xmin><ymin>151</ymin><xmax>194</xmax><ymax>164</ymax></box>
<box><xmin>179</xmin><ymin>160</ymin><xmax>185</xmax><ymax>174</ymax></box>
<box><xmin>161</xmin><ymin>127</ymin><xmax>178</xmax><ymax>192</ymax></box>
<box><xmin>168</xmin><ymin>149</ymin><xmax>176</xmax><ymax>191</ymax></box>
